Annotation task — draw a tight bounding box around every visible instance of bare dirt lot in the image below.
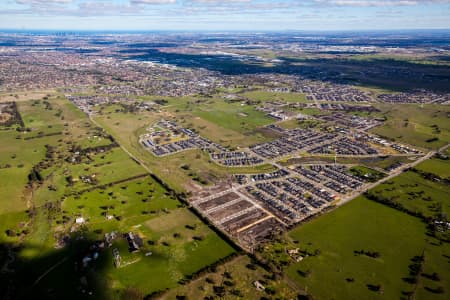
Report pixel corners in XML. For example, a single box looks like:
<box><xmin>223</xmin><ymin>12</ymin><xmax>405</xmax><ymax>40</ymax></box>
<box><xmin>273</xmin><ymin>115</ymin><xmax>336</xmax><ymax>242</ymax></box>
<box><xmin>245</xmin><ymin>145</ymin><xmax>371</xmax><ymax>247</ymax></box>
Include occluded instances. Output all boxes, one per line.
<box><xmin>208</xmin><ymin>200</ymin><xmax>253</xmax><ymax>220</ymax></box>
<box><xmin>222</xmin><ymin>209</ymin><xmax>268</xmax><ymax>233</ymax></box>
<box><xmin>198</xmin><ymin>192</ymin><xmax>240</xmax><ymax>210</ymax></box>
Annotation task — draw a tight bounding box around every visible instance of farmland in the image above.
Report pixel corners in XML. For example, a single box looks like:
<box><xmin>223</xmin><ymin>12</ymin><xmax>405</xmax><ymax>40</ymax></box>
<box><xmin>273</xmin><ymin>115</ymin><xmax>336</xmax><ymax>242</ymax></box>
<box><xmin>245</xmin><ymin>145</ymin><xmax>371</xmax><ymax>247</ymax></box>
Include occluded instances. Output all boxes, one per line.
<box><xmin>0</xmin><ymin>97</ymin><xmax>237</xmax><ymax>299</ymax></box>
<box><xmin>366</xmin><ymin>171</ymin><xmax>450</xmax><ymax>218</ymax></box>
<box><xmin>285</xmin><ymin>198</ymin><xmax>427</xmax><ymax>299</ymax></box>
<box><xmin>415</xmin><ymin>156</ymin><xmax>450</xmax><ymax>179</ymax></box>
<box><xmin>262</xmin><ymin>196</ymin><xmax>449</xmax><ymax>300</ymax></box>
<box><xmin>161</xmin><ymin>255</ymin><xmax>298</xmax><ymax>300</ymax></box>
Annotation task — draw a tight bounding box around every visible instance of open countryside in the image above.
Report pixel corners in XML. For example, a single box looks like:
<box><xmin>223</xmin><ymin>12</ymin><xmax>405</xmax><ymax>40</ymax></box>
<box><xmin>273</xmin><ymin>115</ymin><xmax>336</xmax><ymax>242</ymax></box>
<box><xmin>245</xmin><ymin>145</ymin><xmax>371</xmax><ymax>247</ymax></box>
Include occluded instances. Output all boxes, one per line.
<box><xmin>1</xmin><ymin>2</ymin><xmax>450</xmax><ymax>299</ymax></box>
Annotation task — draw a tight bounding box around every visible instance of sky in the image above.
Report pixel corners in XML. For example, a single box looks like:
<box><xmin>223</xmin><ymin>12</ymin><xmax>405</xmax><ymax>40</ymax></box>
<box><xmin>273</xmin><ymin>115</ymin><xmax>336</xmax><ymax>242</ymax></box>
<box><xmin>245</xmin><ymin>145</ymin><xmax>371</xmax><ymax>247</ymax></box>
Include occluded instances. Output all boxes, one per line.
<box><xmin>0</xmin><ymin>0</ymin><xmax>449</xmax><ymax>31</ymax></box>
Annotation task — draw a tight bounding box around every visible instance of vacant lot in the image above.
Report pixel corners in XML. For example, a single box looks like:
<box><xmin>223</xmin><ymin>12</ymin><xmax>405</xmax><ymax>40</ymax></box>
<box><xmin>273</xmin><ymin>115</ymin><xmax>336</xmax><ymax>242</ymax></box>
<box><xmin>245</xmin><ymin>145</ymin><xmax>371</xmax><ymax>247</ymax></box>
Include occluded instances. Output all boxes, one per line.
<box><xmin>175</xmin><ymin>113</ymin><xmax>272</xmax><ymax>147</ymax></box>
<box><xmin>191</xmin><ymin>100</ymin><xmax>273</xmax><ymax>135</ymax></box>
<box><xmin>349</xmin><ymin>165</ymin><xmax>386</xmax><ymax>182</ymax></box>
<box><xmin>240</xmin><ymin>90</ymin><xmax>308</xmax><ymax>103</ymax></box>
<box><xmin>371</xmin><ymin>104</ymin><xmax>450</xmax><ymax>150</ymax></box>
<box><xmin>0</xmin><ymin>90</ymin><xmax>55</xmax><ymax>103</ymax></box>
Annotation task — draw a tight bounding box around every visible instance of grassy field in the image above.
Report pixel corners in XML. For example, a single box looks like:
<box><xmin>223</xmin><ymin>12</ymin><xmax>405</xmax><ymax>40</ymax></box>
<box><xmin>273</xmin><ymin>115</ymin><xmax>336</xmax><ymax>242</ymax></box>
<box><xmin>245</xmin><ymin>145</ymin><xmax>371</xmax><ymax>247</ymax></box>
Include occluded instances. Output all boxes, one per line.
<box><xmin>349</xmin><ymin>166</ymin><xmax>387</xmax><ymax>182</ymax></box>
<box><xmin>11</xmin><ymin>206</ymin><xmax>236</xmax><ymax>300</ymax></box>
<box><xmin>60</xmin><ymin>176</ymin><xmax>180</xmax><ymax>233</ymax></box>
<box><xmin>367</xmin><ymin>171</ymin><xmax>450</xmax><ymax>218</ymax></box>
<box><xmin>358</xmin><ymin>155</ymin><xmax>414</xmax><ymax>170</ymax></box>
<box><xmin>148</xmin><ymin>149</ymin><xmax>277</xmax><ymax>189</ymax></box>
<box><xmin>102</xmin><ymin>208</ymin><xmax>235</xmax><ymax>296</ymax></box>
<box><xmin>162</xmin><ymin>255</ymin><xmax>298</xmax><ymax>300</ymax></box>
<box><xmin>282</xmin><ymin>196</ymin><xmax>448</xmax><ymax>300</ymax></box>
<box><xmin>0</xmin><ymin>96</ymin><xmax>114</xmax><ymax>216</ymax></box>
<box><xmin>350</xmin><ymin>53</ymin><xmax>450</xmax><ymax>67</ymax></box>
<box><xmin>1</xmin><ymin>97</ymin><xmax>238</xmax><ymax>299</ymax></box>
<box><xmin>57</xmin><ymin>177</ymin><xmax>236</xmax><ymax>297</ymax></box>
<box><xmin>277</xmin><ymin>119</ymin><xmax>321</xmax><ymax>130</ymax></box>
<box><xmin>33</xmin><ymin>147</ymin><xmax>147</xmax><ymax>208</ymax></box>
<box><xmin>240</xmin><ymin>90</ymin><xmax>308</xmax><ymax>103</ymax></box>
<box><xmin>0</xmin><ymin>96</ymin><xmax>146</xmax><ymax>253</ymax></box>
<box><xmin>175</xmin><ymin>113</ymin><xmax>272</xmax><ymax>147</ymax></box>
<box><xmin>371</xmin><ymin>104</ymin><xmax>450</xmax><ymax>150</ymax></box>
<box><xmin>290</xmin><ymin>107</ymin><xmax>323</xmax><ymax>116</ymax></box>
<box><xmin>0</xmin><ymin>131</ymin><xmax>54</xmax><ymax>213</ymax></box>
<box><xmin>9</xmin><ymin>169</ymin><xmax>236</xmax><ymax>299</ymax></box>
<box><xmin>0</xmin><ymin>210</ymin><xmax>29</xmax><ymax>244</ymax></box>
<box><xmin>191</xmin><ymin>101</ymin><xmax>274</xmax><ymax>135</ymax></box>
<box><xmin>415</xmin><ymin>156</ymin><xmax>450</xmax><ymax>179</ymax></box>
<box><xmin>0</xmin><ymin>97</ymin><xmax>95</xmax><ymax>214</ymax></box>
<box><xmin>0</xmin><ymin>90</ymin><xmax>56</xmax><ymax>103</ymax></box>
<box><xmin>0</xmin><ymin>97</ymin><xmax>133</xmax><ymax>211</ymax></box>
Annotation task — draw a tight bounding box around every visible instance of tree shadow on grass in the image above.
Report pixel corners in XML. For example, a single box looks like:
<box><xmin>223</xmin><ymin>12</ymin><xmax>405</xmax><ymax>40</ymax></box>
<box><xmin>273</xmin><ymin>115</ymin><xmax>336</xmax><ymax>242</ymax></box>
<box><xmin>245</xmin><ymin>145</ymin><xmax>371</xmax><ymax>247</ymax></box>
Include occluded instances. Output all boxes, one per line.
<box><xmin>0</xmin><ymin>235</ymin><xmax>115</xmax><ymax>300</ymax></box>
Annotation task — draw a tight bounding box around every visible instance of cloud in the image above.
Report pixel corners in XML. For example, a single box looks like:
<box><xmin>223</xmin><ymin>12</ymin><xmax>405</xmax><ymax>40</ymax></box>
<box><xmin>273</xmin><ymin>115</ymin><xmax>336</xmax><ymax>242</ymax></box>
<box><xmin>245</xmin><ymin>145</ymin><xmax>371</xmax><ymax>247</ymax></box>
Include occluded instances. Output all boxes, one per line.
<box><xmin>313</xmin><ymin>0</ymin><xmax>450</xmax><ymax>6</ymax></box>
<box><xmin>4</xmin><ymin>0</ymin><xmax>450</xmax><ymax>19</ymax></box>
<box><xmin>12</xmin><ymin>0</ymin><xmax>450</xmax><ymax>13</ymax></box>
<box><xmin>77</xmin><ymin>2</ymin><xmax>141</xmax><ymax>16</ymax></box>
<box><xmin>130</xmin><ymin>0</ymin><xmax>176</xmax><ymax>4</ymax></box>
<box><xmin>190</xmin><ymin>0</ymin><xmax>252</xmax><ymax>3</ymax></box>
<box><xmin>16</xmin><ymin>0</ymin><xmax>72</xmax><ymax>4</ymax></box>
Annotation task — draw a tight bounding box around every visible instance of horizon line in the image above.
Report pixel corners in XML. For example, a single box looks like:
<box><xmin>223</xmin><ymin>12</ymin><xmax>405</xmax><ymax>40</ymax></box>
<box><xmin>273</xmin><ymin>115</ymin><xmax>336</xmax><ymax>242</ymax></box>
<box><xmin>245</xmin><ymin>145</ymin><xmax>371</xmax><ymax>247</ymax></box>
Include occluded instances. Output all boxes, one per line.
<box><xmin>1</xmin><ymin>28</ymin><xmax>450</xmax><ymax>33</ymax></box>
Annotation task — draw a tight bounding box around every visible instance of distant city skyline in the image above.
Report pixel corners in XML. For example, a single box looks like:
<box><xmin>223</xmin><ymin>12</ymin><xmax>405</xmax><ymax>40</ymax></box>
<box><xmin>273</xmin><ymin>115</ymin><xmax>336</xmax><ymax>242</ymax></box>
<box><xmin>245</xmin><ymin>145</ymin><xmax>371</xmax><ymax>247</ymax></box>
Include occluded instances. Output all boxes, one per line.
<box><xmin>0</xmin><ymin>0</ymin><xmax>449</xmax><ymax>31</ymax></box>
